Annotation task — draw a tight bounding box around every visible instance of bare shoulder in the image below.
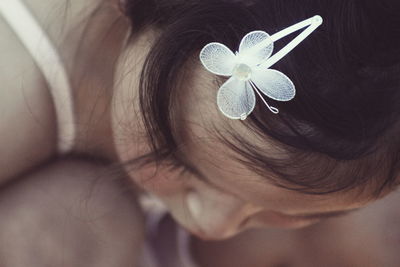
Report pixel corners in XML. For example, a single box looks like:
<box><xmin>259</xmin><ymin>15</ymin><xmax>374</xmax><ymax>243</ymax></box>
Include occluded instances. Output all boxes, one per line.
<box><xmin>23</xmin><ymin>0</ymin><xmax>121</xmax><ymax>56</ymax></box>
<box><xmin>0</xmin><ymin>0</ymin><xmax>121</xmax><ymax>184</ymax></box>
<box><xmin>0</xmin><ymin>4</ymin><xmax>56</xmax><ymax>185</ymax></box>
<box><xmin>0</xmin><ymin>158</ymin><xmax>145</xmax><ymax>267</ymax></box>
<box><xmin>23</xmin><ymin>0</ymin><xmax>106</xmax><ymax>28</ymax></box>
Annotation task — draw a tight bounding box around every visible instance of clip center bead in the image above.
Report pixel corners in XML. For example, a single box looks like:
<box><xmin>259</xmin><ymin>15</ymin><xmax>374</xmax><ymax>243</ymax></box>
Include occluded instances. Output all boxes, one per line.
<box><xmin>232</xmin><ymin>63</ymin><xmax>252</xmax><ymax>81</ymax></box>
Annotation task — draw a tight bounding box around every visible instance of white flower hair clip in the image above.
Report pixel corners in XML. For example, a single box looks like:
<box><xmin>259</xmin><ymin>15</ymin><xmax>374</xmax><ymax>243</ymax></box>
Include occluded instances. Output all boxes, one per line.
<box><xmin>199</xmin><ymin>15</ymin><xmax>323</xmax><ymax>120</ymax></box>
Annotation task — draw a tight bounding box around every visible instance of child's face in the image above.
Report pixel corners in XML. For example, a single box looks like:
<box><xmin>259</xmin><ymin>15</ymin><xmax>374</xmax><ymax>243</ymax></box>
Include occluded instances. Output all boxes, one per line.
<box><xmin>111</xmin><ymin>30</ymin><xmax>374</xmax><ymax>240</ymax></box>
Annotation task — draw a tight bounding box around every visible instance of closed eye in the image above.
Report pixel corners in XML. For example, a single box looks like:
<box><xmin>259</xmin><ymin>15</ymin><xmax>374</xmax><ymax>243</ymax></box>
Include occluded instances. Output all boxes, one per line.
<box><xmin>290</xmin><ymin>209</ymin><xmax>359</xmax><ymax>221</ymax></box>
<box><xmin>168</xmin><ymin>153</ymin><xmax>200</xmax><ymax>178</ymax></box>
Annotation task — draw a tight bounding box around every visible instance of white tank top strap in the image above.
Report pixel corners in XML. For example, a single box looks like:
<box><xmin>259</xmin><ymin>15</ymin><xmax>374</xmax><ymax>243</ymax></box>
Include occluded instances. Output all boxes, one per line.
<box><xmin>0</xmin><ymin>0</ymin><xmax>76</xmax><ymax>155</ymax></box>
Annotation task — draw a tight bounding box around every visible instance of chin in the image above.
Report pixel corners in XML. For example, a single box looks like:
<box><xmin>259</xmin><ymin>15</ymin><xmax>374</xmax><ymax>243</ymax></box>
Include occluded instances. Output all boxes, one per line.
<box><xmin>177</xmin><ymin>223</ymin><xmax>226</xmax><ymax>241</ymax></box>
<box><xmin>190</xmin><ymin>231</ymin><xmax>231</xmax><ymax>241</ymax></box>
<box><xmin>188</xmin><ymin>226</ymin><xmax>241</xmax><ymax>241</ymax></box>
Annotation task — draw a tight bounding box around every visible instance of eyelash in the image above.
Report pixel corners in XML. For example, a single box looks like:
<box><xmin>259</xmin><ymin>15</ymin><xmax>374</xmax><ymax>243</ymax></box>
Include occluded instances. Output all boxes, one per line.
<box><xmin>169</xmin><ymin>156</ymin><xmax>210</xmax><ymax>183</ymax></box>
<box><xmin>167</xmin><ymin>158</ymin><xmax>193</xmax><ymax>177</ymax></box>
<box><xmin>293</xmin><ymin>212</ymin><xmax>350</xmax><ymax>221</ymax></box>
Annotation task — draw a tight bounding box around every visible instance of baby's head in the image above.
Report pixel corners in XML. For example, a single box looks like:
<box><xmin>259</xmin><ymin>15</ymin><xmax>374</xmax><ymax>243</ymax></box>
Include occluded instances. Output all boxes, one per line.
<box><xmin>111</xmin><ymin>0</ymin><xmax>400</xmax><ymax>240</ymax></box>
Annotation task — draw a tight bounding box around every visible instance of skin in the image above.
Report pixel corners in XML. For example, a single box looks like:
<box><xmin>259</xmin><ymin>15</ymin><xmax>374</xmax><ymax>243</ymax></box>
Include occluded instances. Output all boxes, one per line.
<box><xmin>191</xmin><ymin>188</ymin><xmax>400</xmax><ymax>267</ymax></box>
<box><xmin>1</xmin><ymin>0</ymin><xmax>398</xmax><ymax>265</ymax></box>
<box><xmin>0</xmin><ymin>0</ymin><xmax>381</xmax><ymax>240</ymax></box>
<box><xmin>0</xmin><ymin>159</ymin><xmax>145</xmax><ymax>267</ymax></box>
<box><xmin>0</xmin><ymin>0</ymin><xmax>123</xmax><ymax>184</ymax></box>
<box><xmin>110</xmin><ymin>26</ymin><xmax>381</xmax><ymax>241</ymax></box>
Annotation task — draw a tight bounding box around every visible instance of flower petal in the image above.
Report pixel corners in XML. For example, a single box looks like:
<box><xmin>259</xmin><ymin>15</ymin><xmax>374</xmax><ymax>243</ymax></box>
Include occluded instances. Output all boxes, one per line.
<box><xmin>200</xmin><ymin>42</ymin><xmax>236</xmax><ymax>76</ymax></box>
<box><xmin>238</xmin><ymin>31</ymin><xmax>273</xmax><ymax>66</ymax></box>
<box><xmin>251</xmin><ymin>69</ymin><xmax>295</xmax><ymax>101</ymax></box>
<box><xmin>217</xmin><ymin>77</ymin><xmax>256</xmax><ymax>120</ymax></box>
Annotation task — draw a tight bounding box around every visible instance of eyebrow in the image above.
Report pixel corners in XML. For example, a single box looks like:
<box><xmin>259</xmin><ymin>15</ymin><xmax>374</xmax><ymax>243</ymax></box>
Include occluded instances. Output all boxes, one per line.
<box><xmin>174</xmin><ymin>152</ymin><xmax>361</xmax><ymax>220</ymax></box>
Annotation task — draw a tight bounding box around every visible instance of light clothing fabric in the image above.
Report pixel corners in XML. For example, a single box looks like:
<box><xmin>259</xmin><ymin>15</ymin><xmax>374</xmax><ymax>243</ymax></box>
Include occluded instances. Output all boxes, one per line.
<box><xmin>0</xmin><ymin>0</ymin><xmax>75</xmax><ymax>154</ymax></box>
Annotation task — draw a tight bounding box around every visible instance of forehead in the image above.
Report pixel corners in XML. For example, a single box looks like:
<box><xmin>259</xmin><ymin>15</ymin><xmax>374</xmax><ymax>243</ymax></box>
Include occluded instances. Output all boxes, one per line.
<box><xmin>176</xmin><ymin>61</ymin><xmax>372</xmax><ymax>213</ymax></box>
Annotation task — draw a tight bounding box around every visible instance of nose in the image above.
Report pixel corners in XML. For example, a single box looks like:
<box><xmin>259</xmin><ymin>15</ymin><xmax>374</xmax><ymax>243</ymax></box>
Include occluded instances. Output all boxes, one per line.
<box><xmin>186</xmin><ymin>190</ymin><xmax>260</xmax><ymax>240</ymax></box>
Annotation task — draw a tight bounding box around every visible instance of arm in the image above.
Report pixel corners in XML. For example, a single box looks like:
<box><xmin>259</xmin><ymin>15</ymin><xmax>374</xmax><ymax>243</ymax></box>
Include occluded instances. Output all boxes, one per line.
<box><xmin>0</xmin><ymin>158</ymin><xmax>145</xmax><ymax>267</ymax></box>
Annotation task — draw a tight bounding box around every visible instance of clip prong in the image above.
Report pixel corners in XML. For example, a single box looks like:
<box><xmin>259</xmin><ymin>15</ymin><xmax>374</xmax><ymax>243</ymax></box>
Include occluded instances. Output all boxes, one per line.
<box><xmin>247</xmin><ymin>16</ymin><xmax>323</xmax><ymax>69</ymax></box>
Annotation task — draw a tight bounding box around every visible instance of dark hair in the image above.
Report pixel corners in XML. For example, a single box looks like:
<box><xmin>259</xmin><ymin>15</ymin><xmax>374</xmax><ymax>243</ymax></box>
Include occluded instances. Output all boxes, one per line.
<box><xmin>119</xmin><ymin>0</ymin><xmax>400</xmax><ymax>197</ymax></box>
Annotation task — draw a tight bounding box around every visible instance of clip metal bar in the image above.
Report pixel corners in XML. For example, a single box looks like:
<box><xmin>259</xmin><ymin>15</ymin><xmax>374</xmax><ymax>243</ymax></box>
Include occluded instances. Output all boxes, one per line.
<box><xmin>246</xmin><ymin>16</ymin><xmax>323</xmax><ymax>68</ymax></box>
<box><xmin>263</xmin><ymin>15</ymin><xmax>323</xmax><ymax>69</ymax></box>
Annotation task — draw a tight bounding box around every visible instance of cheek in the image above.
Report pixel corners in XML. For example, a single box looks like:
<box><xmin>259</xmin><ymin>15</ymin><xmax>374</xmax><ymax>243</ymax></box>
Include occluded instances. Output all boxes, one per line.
<box><xmin>111</xmin><ymin>120</ymin><xmax>190</xmax><ymax>197</ymax></box>
<box><xmin>130</xmin><ymin>163</ymin><xmax>190</xmax><ymax>196</ymax></box>
<box><xmin>111</xmin><ymin>105</ymin><xmax>187</xmax><ymax>196</ymax></box>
